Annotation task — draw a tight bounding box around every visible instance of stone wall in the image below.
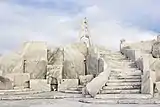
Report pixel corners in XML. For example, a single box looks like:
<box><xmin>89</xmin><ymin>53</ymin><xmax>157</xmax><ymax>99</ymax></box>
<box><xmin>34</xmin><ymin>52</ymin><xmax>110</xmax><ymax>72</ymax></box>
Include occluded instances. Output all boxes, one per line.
<box><xmin>25</xmin><ymin>60</ymin><xmax>47</xmax><ymax>79</ymax></box>
<box><xmin>23</xmin><ymin>41</ymin><xmax>48</xmax><ymax>79</ymax></box>
<box><xmin>121</xmin><ymin>40</ymin><xmax>155</xmax><ymax>54</ymax></box>
<box><xmin>0</xmin><ymin>76</ymin><xmax>13</xmax><ymax>90</ymax></box>
<box><xmin>0</xmin><ymin>41</ymin><xmax>48</xmax><ymax>79</ymax></box>
<box><xmin>0</xmin><ymin>52</ymin><xmax>22</xmax><ymax>75</ymax></box>
<box><xmin>86</xmin><ymin>53</ymin><xmax>98</xmax><ymax>75</ymax></box>
<box><xmin>62</xmin><ymin>44</ymin><xmax>85</xmax><ymax>79</ymax></box>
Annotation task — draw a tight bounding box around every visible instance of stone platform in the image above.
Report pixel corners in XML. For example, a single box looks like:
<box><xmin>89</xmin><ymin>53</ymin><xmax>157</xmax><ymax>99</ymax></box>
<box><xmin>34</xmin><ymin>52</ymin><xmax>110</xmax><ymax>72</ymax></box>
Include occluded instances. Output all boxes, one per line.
<box><xmin>79</xmin><ymin>98</ymin><xmax>160</xmax><ymax>104</ymax></box>
<box><xmin>0</xmin><ymin>90</ymin><xmax>159</xmax><ymax>104</ymax></box>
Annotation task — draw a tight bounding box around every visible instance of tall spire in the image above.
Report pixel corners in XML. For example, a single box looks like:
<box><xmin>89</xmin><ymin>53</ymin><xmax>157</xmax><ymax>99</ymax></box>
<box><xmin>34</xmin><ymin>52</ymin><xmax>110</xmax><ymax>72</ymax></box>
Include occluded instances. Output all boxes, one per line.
<box><xmin>79</xmin><ymin>17</ymin><xmax>92</xmax><ymax>47</ymax></box>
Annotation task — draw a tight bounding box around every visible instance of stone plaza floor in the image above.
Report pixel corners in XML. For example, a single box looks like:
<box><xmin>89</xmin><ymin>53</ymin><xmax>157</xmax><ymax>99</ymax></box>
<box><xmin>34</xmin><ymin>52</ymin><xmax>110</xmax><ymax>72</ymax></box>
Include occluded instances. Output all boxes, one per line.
<box><xmin>0</xmin><ymin>99</ymin><xmax>160</xmax><ymax>107</ymax></box>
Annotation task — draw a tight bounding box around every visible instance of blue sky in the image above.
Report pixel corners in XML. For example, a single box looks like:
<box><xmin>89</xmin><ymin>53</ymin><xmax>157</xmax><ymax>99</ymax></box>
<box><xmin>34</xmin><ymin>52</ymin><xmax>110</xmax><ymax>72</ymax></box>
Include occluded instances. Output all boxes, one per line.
<box><xmin>0</xmin><ymin>0</ymin><xmax>159</xmax><ymax>53</ymax></box>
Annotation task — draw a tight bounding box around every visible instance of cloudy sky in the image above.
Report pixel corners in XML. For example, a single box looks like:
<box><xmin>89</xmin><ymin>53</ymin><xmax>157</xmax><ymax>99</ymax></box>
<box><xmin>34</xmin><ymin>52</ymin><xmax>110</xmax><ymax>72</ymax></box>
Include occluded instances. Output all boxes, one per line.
<box><xmin>0</xmin><ymin>0</ymin><xmax>159</xmax><ymax>54</ymax></box>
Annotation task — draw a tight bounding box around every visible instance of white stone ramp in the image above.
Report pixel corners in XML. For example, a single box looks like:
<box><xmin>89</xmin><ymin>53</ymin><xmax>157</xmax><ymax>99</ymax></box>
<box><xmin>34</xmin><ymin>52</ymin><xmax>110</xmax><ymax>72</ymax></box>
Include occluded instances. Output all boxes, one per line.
<box><xmin>86</xmin><ymin>58</ymin><xmax>110</xmax><ymax>97</ymax></box>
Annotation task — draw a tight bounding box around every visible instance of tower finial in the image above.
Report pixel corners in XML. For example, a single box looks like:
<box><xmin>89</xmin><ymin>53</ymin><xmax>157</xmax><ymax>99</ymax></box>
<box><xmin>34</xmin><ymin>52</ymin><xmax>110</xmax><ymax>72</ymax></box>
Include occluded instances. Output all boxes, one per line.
<box><xmin>79</xmin><ymin>17</ymin><xmax>92</xmax><ymax>47</ymax></box>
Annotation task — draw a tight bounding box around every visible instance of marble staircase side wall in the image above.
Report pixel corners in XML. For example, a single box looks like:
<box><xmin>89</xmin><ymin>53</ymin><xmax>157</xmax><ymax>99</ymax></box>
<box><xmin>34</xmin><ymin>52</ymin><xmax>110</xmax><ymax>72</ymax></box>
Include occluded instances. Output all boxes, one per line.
<box><xmin>123</xmin><ymin>48</ymin><xmax>155</xmax><ymax>96</ymax></box>
<box><xmin>135</xmin><ymin>53</ymin><xmax>155</xmax><ymax>96</ymax></box>
<box><xmin>141</xmin><ymin>70</ymin><xmax>155</xmax><ymax>95</ymax></box>
<box><xmin>123</xmin><ymin>49</ymin><xmax>141</xmax><ymax>62</ymax></box>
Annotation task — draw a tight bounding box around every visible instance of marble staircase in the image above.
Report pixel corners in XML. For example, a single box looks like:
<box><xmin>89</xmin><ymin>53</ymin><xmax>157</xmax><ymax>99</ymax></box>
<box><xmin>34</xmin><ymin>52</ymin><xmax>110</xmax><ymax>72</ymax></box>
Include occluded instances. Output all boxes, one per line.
<box><xmin>59</xmin><ymin>51</ymin><xmax>153</xmax><ymax>102</ymax></box>
<box><xmin>96</xmin><ymin>51</ymin><xmax>152</xmax><ymax>99</ymax></box>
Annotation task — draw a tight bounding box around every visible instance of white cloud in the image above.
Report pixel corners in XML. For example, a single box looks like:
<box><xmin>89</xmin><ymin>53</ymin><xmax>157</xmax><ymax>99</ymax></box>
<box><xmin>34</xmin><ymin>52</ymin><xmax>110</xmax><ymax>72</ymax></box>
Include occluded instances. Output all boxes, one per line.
<box><xmin>0</xmin><ymin>1</ymin><xmax>159</xmax><ymax>54</ymax></box>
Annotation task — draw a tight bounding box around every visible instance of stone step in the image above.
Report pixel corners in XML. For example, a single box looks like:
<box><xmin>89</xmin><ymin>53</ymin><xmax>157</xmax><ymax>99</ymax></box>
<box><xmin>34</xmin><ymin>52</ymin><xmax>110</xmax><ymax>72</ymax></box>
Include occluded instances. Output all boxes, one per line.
<box><xmin>110</xmin><ymin>68</ymin><xmax>140</xmax><ymax>73</ymax></box>
<box><xmin>110</xmin><ymin>54</ymin><xmax>124</xmax><ymax>56</ymax></box>
<box><xmin>79</xmin><ymin>98</ymin><xmax>160</xmax><ymax>104</ymax></box>
<box><xmin>110</xmin><ymin>71</ymin><xmax>141</xmax><ymax>75</ymax></box>
<box><xmin>67</xmin><ymin>86</ymin><xmax>83</xmax><ymax>91</ymax></box>
<box><xmin>106</xmin><ymin>82</ymin><xmax>141</xmax><ymax>86</ymax></box>
<box><xmin>100</xmin><ymin>89</ymin><xmax>140</xmax><ymax>94</ymax></box>
<box><xmin>108</xmin><ymin>79</ymin><xmax>141</xmax><ymax>83</ymax></box>
<box><xmin>95</xmin><ymin>94</ymin><xmax>152</xmax><ymax>99</ymax></box>
<box><xmin>109</xmin><ymin>66</ymin><xmax>137</xmax><ymax>70</ymax></box>
<box><xmin>109</xmin><ymin>56</ymin><xmax>130</xmax><ymax>59</ymax></box>
<box><xmin>110</xmin><ymin>72</ymin><xmax>142</xmax><ymax>76</ymax></box>
<box><xmin>102</xmin><ymin>85</ymin><xmax>141</xmax><ymax>90</ymax></box>
<box><xmin>109</xmin><ymin>59</ymin><xmax>133</xmax><ymax>62</ymax></box>
<box><xmin>59</xmin><ymin>90</ymin><xmax>82</xmax><ymax>94</ymax></box>
<box><xmin>105</xmin><ymin>57</ymin><xmax>126</xmax><ymax>61</ymax></box>
<box><xmin>109</xmin><ymin>61</ymin><xmax>133</xmax><ymax>64</ymax></box>
<box><xmin>109</xmin><ymin>65</ymin><xmax>136</xmax><ymax>68</ymax></box>
<box><xmin>109</xmin><ymin>75</ymin><xmax>141</xmax><ymax>79</ymax></box>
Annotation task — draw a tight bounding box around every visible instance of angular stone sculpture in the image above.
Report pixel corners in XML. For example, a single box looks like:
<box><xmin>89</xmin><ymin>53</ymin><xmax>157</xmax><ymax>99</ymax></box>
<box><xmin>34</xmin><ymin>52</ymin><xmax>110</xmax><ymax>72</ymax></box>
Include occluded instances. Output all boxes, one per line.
<box><xmin>151</xmin><ymin>60</ymin><xmax>160</xmax><ymax>82</ymax></box>
<box><xmin>0</xmin><ymin>76</ymin><xmax>13</xmax><ymax>90</ymax></box>
<box><xmin>151</xmin><ymin>41</ymin><xmax>160</xmax><ymax>58</ymax></box>
<box><xmin>151</xmin><ymin>35</ymin><xmax>160</xmax><ymax>58</ymax></box>
<box><xmin>156</xmin><ymin>82</ymin><xmax>160</xmax><ymax>94</ymax></box>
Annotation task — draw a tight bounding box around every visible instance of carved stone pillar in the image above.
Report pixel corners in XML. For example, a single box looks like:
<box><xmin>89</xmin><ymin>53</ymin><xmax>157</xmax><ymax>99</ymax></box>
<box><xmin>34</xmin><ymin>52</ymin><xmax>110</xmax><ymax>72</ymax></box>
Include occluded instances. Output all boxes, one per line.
<box><xmin>120</xmin><ymin>39</ymin><xmax>126</xmax><ymax>54</ymax></box>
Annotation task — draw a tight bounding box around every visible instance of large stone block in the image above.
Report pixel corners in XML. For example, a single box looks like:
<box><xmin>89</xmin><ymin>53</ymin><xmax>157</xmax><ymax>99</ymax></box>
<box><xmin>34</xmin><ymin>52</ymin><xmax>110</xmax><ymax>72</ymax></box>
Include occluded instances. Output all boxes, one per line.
<box><xmin>0</xmin><ymin>52</ymin><xmax>22</xmax><ymax>75</ymax></box>
<box><xmin>126</xmin><ymin>49</ymin><xmax>142</xmax><ymax>61</ymax></box>
<box><xmin>150</xmin><ymin>60</ymin><xmax>160</xmax><ymax>82</ymax></box>
<box><xmin>141</xmin><ymin>71</ymin><xmax>154</xmax><ymax>95</ymax></box>
<box><xmin>136</xmin><ymin>57</ymin><xmax>143</xmax><ymax>71</ymax></box>
<box><xmin>136</xmin><ymin>54</ymin><xmax>150</xmax><ymax>74</ymax></box>
<box><xmin>23</xmin><ymin>41</ymin><xmax>47</xmax><ymax>61</ymax></box>
<box><xmin>48</xmin><ymin>44</ymin><xmax>85</xmax><ymax>79</ymax></box>
<box><xmin>0</xmin><ymin>76</ymin><xmax>13</xmax><ymax>90</ymax></box>
<box><xmin>79</xmin><ymin>75</ymin><xmax>94</xmax><ymax>86</ymax></box>
<box><xmin>63</xmin><ymin>44</ymin><xmax>85</xmax><ymax>79</ymax></box>
<box><xmin>156</xmin><ymin>82</ymin><xmax>160</xmax><ymax>94</ymax></box>
<box><xmin>151</xmin><ymin>41</ymin><xmax>160</xmax><ymax>58</ymax></box>
<box><xmin>30</xmin><ymin>79</ymin><xmax>50</xmax><ymax>91</ymax></box>
<box><xmin>58</xmin><ymin>79</ymin><xmax>78</xmax><ymax>91</ymax></box>
<box><xmin>125</xmin><ymin>49</ymin><xmax>135</xmax><ymax>60</ymax></box>
<box><xmin>22</xmin><ymin>41</ymin><xmax>47</xmax><ymax>79</ymax></box>
<box><xmin>86</xmin><ymin>53</ymin><xmax>98</xmax><ymax>75</ymax></box>
<box><xmin>155</xmin><ymin>70</ymin><xmax>160</xmax><ymax>82</ymax></box>
<box><xmin>4</xmin><ymin>73</ymin><xmax>30</xmax><ymax>88</ymax></box>
<box><xmin>25</xmin><ymin>60</ymin><xmax>47</xmax><ymax>79</ymax></box>
<box><xmin>141</xmin><ymin>54</ymin><xmax>150</xmax><ymax>72</ymax></box>
<box><xmin>98</xmin><ymin>58</ymin><xmax>104</xmax><ymax>73</ymax></box>
<box><xmin>134</xmin><ymin>49</ymin><xmax>142</xmax><ymax>61</ymax></box>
